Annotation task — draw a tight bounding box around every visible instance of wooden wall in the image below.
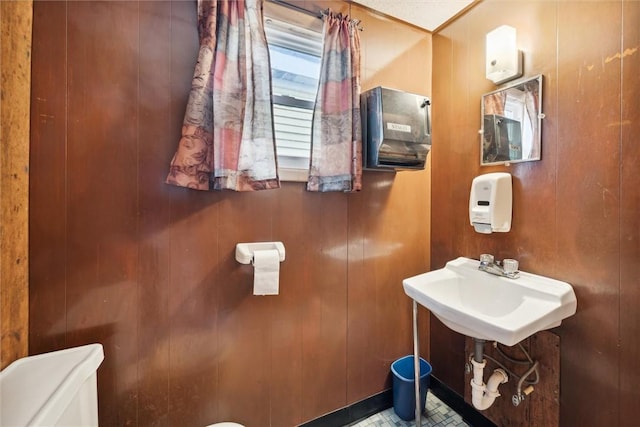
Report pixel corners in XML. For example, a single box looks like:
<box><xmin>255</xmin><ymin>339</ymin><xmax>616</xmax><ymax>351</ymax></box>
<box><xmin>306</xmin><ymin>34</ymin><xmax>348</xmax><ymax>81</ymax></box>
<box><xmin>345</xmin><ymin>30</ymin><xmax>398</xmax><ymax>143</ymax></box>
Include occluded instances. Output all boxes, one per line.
<box><xmin>0</xmin><ymin>0</ymin><xmax>32</xmax><ymax>370</ymax></box>
<box><xmin>431</xmin><ymin>1</ymin><xmax>639</xmax><ymax>426</ymax></box>
<box><xmin>28</xmin><ymin>1</ymin><xmax>432</xmax><ymax>426</ymax></box>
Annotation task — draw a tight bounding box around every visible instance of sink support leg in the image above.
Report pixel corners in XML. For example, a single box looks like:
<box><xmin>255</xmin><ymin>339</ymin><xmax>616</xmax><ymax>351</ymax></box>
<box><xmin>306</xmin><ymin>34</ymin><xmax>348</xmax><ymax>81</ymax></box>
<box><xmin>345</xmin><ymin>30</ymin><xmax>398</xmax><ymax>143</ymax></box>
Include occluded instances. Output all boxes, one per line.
<box><xmin>412</xmin><ymin>300</ymin><xmax>421</xmax><ymax>426</ymax></box>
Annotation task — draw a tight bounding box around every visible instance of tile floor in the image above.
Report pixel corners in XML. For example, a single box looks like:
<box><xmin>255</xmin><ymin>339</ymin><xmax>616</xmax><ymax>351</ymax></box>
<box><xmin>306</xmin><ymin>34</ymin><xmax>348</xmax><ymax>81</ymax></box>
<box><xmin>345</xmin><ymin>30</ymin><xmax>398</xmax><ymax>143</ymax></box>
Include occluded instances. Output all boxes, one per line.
<box><xmin>347</xmin><ymin>392</ymin><xmax>469</xmax><ymax>427</ymax></box>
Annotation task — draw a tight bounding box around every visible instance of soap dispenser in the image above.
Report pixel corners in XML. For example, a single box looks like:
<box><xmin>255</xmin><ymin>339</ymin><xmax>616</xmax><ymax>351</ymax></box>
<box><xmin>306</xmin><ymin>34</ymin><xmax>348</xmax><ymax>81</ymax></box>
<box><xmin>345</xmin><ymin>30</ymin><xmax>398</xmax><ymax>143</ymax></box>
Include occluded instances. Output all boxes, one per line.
<box><xmin>469</xmin><ymin>172</ymin><xmax>512</xmax><ymax>234</ymax></box>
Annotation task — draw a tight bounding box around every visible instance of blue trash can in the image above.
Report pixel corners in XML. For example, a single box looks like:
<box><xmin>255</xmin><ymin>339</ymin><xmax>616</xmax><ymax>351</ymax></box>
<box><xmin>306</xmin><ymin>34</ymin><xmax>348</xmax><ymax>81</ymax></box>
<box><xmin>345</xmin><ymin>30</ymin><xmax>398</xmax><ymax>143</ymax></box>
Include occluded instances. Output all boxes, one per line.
<box><xmin>391</xmin><ymin>355</ymin><xmax>432</xmax><ymax>421</ymax></box>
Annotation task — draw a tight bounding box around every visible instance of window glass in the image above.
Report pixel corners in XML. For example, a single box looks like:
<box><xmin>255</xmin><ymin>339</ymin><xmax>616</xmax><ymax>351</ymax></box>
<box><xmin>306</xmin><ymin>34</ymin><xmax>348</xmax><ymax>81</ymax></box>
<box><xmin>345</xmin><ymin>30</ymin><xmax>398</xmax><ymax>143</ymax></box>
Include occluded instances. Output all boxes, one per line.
<box><xmin>264</xmin><ymin>18</ymin><xmax>322</xmax><ymax>174</ymax></box>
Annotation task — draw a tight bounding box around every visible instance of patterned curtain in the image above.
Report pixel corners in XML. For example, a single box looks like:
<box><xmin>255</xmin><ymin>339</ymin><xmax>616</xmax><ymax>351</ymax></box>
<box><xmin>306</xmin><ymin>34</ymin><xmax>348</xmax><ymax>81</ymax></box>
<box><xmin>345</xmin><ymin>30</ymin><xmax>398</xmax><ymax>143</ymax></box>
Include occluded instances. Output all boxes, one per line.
<box><xmin>166</xmin><ymin>0</ymin><xmax>280</xmax><ymax>191</ymax></box>
<box><xmin>483</xmin><ymin>92</ymin><xmax>506</xmax><ymax>116</ymax></box>
<box><xmin>307</xmin><ymin>11</ymin><xmax>362</xmax><ymax>192</ymax></box>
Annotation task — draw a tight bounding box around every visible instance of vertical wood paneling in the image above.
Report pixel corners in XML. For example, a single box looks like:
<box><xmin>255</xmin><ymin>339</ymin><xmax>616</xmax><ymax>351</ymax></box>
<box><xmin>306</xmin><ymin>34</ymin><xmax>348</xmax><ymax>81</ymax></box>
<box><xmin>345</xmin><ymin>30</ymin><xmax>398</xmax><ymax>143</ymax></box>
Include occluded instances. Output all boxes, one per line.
<box><xmin>346</xmin><ymin>179</ymin><xmax>379</xmax><ymax>402</ymax></box>
<box><xmin>619</xmin><ymin>0</ymin><xmax>640</xmax><ymax>423</ymax></box>
<box><xmin>556</xmin><ymin>2</ymin><xmax>621</xmax><ymax>425</ymax></box>
<box><xmin>165</xmin><ymin>9</ymin><xmax>215</xmax><ymax>424</ymax></box>
<box><xmin>270</xmin><ymin>183</ymin><xmax>307</xmax><ymax>426</ymax></box>
<box><xmin>1</xmin><ymin>0</ymin><xmax>32</xmax><ymax>369</ymax></box>
<box><xmin>432</xmin><ymin>1</ymin><xmax>636</xmax><ymax>426</ymax></box>
<box><xmin>216</xmin><ymin>191</ymin><xmax>273</xmax><ymax>425</ymax></box>
<box><xmin>164</xmin><ymin>3</ymin><xmax>212</xmax><ymax>425</ymax></box>
<box><xmin>28</xmin><ymin>1</ymin><xmax>433</xmax><ymax>425</ymax></box>
<box><xmin>65</xmin><ymin>2</ymin><xmax>140</xmax><ymax>425</ymax></box>
<box><xmin>347</xmin><ymin>171</ymin><xmax>429</xmax><ymax>403</ymax></box>
<box><xmin>137</xmin><ymin>2</ymin><xmax>174</xmax><ymax>425</ymax></box>
<box><xmin>502</xmin><ymin>2</ymin><xmax>559</xmax><ymax>278</ymax></box>
<box><xmin>348</xmin><ymin>5</ymin><xmax>432</xmax><ymax>403</ymax></box>
<box><xmin>301</xmin><ymin>192</ymin><xmax>349</xmax><ymax>421</ymax></box>
<box><xmin>29</xmin><ymin>1</ymin><xmax>68</xmax><ymax>356</ymax></box>
<box><xmin>430</xmin><ymin>31</ymin><xmax>453</xmax><ymax>271</ymax></box>
<box><xmin>167</xmin><ymin>192</ymin><xmax>219</xmax><ymax>427</ymax></box>
<box><xmin>529</xmin><ymin>333</ymin><xmax>560</xmax><ymax>427</ymax></box>
<box><xmin>462</xmin><ymin>2</ymin><xmax>560</xmax><ymax>270</ymax></box>
<box><xmin>381</xmin><ymin>171</ymin><xmax>431</xmax><ymax>356</ymax></box>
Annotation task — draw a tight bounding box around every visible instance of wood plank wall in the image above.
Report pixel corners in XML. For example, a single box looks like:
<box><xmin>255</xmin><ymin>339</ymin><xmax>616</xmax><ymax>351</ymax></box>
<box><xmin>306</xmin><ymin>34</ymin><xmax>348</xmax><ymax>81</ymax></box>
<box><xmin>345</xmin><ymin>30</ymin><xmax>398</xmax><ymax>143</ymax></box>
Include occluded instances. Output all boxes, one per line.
<box><xmin>28</xmin><ymin>1</ymin><xmax>432</xmax><ymax>426</ymax></box>
<box><xmin>0</xmin><ymin>0</ymin><xmax>32</xmax><ymax>370</ymax></box>
<box><xmin>431</xmin><ymin>1</ymin><xmax>640</xmax><ymax>425</ymax></box>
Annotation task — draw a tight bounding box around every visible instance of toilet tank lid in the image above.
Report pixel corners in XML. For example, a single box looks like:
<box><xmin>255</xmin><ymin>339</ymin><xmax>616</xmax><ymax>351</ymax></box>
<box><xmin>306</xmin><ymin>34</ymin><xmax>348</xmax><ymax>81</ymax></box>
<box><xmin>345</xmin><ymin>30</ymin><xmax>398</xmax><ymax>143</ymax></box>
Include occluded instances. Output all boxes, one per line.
<box><xmin>0</xmin><ymin>343</ymin><xmax>104</xmax><ymax>426</ymax></box>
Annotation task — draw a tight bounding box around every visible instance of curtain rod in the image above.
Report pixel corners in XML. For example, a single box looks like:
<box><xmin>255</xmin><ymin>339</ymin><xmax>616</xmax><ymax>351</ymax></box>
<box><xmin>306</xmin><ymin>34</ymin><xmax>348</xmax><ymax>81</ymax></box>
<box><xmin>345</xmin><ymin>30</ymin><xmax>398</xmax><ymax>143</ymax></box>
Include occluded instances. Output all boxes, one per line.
<box><xmin>269</xmin><ymin>0</ymin><xmax>323</xmax><ymax>19</ymax></box>
<box><xmin>267</xmin><ymin>0</ymin><xmax>363</xmax><ymax>30</ymax></box>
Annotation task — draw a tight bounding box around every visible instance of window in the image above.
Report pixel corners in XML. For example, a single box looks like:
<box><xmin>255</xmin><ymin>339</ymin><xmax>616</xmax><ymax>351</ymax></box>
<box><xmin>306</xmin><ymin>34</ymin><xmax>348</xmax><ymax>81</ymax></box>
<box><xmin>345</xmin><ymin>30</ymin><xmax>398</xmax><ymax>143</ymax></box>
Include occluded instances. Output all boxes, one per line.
<box><xmin>264</xmin><ymin>14</ymin><xmax>323</xmax><ymax>181</ymax></box>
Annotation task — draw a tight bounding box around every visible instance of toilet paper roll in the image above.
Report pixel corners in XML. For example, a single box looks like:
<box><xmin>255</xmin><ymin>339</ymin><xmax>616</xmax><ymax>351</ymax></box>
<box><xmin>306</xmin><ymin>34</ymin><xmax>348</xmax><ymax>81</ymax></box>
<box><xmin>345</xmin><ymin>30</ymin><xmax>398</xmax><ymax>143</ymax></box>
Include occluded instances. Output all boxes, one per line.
<box><xmin>252</xmin><ymin>249</ymin><xmax>280</xmax><ymax>295</ymax></box>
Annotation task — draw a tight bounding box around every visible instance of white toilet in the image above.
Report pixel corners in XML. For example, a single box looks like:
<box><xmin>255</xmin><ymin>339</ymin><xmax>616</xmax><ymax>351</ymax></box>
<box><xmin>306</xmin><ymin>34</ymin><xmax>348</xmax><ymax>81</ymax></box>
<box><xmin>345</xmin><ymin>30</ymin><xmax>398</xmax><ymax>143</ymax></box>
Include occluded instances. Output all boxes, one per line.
<box><xmin>0</xmin><ymin>344</ymin><xmax>245</xmax><ymax>427</ymax></box>
<box><xmin>207</xmin><ymin>422</ymin><xmax>244</xmax><ymax>427</ymax></box>
<box><xmin>207</xmin><ymin>424</ymin><xmax>244</xmax><ymax>427</ymax></box>
<box><xmin>0</xmin><ymin>343</ymin><xmax>104</xmax><ymax>426</ymax></box>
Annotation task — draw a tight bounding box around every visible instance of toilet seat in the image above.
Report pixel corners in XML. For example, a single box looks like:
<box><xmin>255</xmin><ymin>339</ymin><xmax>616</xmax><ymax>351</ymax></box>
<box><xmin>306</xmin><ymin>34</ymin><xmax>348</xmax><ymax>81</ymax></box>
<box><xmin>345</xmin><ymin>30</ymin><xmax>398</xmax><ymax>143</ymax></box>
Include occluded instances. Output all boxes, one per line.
<box><xmin>206</xmin><ymin>423</ymin><xmax>244</xmax><ymax>427</ymax></box>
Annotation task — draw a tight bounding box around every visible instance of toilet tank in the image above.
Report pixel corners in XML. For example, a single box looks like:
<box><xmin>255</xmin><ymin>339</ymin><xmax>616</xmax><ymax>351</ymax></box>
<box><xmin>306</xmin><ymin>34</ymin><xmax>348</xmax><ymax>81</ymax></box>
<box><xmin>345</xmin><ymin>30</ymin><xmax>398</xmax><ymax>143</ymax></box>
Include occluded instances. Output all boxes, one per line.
<box><xmin>0</xmin><ymin>343</ymin><xmax>104</xmax><ymax>426</ymax></box>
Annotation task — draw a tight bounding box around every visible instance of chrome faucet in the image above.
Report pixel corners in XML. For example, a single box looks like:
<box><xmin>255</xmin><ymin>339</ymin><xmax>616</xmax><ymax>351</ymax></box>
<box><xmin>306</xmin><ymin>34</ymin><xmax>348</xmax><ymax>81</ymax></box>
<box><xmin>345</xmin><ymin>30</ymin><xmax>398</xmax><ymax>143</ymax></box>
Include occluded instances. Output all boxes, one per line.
<box><xmin>479</xmin><ymin>254</ymin><xmax>520</xmax><ymax>279</ymax></box>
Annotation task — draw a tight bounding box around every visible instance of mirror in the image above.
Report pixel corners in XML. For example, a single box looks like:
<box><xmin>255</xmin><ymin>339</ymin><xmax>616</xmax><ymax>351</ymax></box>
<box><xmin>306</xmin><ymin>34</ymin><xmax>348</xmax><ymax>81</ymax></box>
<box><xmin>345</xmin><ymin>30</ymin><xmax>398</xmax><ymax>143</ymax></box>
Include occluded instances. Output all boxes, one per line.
<box><xmin>481</xmin><ymin>74</ymin><xmax>543</xmax><ymax>165</ymax></box>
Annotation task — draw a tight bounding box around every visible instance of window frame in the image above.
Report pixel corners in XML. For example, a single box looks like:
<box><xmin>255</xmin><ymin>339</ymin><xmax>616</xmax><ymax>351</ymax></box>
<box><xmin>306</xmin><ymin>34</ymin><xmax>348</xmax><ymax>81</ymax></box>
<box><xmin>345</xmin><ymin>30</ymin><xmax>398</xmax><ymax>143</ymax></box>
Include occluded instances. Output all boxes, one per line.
<box><xmin>264</xmin><ymin>2</ymin><xmax>323</xmax><ymax>182</ymax></box>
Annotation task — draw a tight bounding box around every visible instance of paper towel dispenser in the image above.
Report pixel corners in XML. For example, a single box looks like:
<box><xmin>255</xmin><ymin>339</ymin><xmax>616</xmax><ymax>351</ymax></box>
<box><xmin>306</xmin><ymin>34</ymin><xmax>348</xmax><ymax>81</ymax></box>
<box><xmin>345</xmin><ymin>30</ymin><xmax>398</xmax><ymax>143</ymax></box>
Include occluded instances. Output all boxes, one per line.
<box><xmin>361</xmin><ymin>87</ymin><xmax>431</xmax><ymax>171</ymax></box>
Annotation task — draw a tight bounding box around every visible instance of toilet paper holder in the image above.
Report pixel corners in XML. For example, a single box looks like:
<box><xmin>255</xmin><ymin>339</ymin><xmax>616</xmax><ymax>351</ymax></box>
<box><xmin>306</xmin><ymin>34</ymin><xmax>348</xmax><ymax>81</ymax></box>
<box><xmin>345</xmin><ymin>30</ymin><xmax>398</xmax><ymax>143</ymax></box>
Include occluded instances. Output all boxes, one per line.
<box><xmin>235</xmin><ymin>242</ymin><xmax>286</xmax><ymax>265</ymax></box>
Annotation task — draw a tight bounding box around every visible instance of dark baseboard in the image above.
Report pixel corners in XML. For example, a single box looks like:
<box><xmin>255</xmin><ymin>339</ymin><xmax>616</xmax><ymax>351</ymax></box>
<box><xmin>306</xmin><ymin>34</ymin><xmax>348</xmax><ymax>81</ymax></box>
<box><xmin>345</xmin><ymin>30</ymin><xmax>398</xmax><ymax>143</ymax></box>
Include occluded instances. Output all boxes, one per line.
<box><xmin>298</xmin><ymin>376</ymin><xmax>497</xmax><ymax>427</ymax></box>
<box><xmin>297</xmin><ymin>389</ymin><xmax>393</xmax><ymax>427</ymax></box>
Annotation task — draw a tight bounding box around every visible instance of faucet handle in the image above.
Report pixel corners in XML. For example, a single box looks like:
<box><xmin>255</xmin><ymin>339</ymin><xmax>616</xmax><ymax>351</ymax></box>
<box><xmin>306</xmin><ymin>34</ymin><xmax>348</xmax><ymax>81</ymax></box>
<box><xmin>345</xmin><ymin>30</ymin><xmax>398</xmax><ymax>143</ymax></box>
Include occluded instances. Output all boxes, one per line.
<box><xmin>480</xmin><ymin>254</ymin><xmax>495</xmax><ymax>265</ymax></box>
<box><xmin>503</xmin><ymin>259</ymin><xmax>519</xmax><ymax>274</ymax></box>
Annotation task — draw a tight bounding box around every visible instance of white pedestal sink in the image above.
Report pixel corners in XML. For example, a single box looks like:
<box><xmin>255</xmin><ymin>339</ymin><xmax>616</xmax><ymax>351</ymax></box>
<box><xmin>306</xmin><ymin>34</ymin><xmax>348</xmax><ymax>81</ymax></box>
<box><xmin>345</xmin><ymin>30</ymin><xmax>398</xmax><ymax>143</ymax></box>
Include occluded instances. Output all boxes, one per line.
<box><xmin>403</xmin><ymin>257</ymin><xmax>577</xmax><ymax>346</ymax></box>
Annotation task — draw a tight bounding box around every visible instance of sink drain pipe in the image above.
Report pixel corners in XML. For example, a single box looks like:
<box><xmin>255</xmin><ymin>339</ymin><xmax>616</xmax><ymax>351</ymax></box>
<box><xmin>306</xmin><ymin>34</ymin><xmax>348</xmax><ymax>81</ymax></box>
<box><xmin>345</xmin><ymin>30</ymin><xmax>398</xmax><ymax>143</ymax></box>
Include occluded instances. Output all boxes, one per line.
<box><xmin>470</xmin><ymin>339</ymin><xmax>509</xmax><ymax>410</ymax></box>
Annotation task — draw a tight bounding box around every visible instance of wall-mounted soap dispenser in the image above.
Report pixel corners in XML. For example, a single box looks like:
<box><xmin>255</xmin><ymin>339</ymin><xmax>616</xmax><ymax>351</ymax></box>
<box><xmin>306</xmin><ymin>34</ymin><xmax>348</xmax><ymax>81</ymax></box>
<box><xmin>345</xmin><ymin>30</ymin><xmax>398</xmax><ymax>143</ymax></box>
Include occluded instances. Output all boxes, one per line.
<box><xmin>469</xmin><ymin>172</ymin><xmax>512</xmax><ymax>234</ymax></box>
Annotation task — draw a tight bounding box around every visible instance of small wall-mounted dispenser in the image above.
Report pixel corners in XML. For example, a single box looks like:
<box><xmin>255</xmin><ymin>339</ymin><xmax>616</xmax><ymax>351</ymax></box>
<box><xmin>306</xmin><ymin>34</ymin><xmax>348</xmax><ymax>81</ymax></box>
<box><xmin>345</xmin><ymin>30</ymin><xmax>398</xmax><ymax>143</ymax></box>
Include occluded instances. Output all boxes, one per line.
<box><xmin>469</xmin><ymin>172</ymin><xmax>512</xmax><ymax>234</ymax></box>
<box><xmin>361</xmin><ymin>87</ymin><xmax>431</xmax><ymax>171</ymax></box>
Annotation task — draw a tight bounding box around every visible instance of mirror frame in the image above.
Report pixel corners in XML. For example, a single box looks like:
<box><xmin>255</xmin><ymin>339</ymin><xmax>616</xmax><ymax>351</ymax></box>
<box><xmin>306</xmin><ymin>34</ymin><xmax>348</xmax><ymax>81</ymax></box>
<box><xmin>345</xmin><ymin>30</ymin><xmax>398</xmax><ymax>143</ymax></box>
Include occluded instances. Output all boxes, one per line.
<box><xmin>480</xmin><ymin>74</ymin><xmax>543</xmax><ymax>166</ymax></box>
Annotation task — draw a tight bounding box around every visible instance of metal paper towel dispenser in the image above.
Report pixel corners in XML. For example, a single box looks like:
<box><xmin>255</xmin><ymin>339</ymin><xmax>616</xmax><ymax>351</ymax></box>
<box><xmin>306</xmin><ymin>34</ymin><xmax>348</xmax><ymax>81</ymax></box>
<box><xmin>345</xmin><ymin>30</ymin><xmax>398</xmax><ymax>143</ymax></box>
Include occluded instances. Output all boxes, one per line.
<box><xmin>361</xmin><ymin>87</ymin><xmax>431</xmax><ymax>171</ymax></box>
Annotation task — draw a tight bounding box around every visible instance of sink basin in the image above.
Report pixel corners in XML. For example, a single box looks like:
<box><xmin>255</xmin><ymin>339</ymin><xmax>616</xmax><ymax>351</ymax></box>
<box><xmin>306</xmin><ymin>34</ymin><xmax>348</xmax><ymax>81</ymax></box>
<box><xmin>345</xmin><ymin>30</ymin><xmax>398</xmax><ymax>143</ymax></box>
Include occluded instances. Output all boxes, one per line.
<box><xmin>403</xmin><ymin>257</ymin><xmax>577</xmax><ymax>346</ymax></box>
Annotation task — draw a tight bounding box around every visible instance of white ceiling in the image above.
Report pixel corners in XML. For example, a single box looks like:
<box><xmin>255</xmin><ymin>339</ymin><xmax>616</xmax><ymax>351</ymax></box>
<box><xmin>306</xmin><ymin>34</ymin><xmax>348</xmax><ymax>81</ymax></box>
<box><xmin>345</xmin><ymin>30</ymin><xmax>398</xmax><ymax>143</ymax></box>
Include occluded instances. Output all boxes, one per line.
<box><xmin>352</xmin><ymin>0</ymin><xmax>475</xmax><ymax>32</ymax></box>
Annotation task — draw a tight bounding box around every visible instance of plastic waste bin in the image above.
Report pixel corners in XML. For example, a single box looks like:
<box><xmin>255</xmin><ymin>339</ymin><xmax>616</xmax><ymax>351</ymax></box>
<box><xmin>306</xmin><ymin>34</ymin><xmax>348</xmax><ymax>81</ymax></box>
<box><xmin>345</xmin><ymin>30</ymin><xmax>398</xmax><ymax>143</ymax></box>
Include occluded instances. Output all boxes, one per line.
<box><xmin>391</xmin><ymin>355</ymin><xmax>432</xmax><ymax>421</ymax></box>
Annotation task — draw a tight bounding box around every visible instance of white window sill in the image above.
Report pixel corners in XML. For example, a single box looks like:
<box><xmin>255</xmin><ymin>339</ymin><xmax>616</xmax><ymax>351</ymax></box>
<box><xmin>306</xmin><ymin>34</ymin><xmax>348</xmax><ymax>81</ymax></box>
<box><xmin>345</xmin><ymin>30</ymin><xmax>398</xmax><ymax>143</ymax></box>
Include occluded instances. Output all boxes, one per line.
<box><xmin>279</xmin><ymin>168</ymin><xmax>309</xmax><ymax>183</ymax></box>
